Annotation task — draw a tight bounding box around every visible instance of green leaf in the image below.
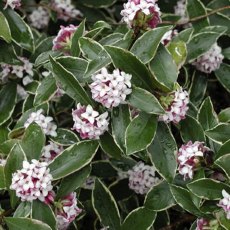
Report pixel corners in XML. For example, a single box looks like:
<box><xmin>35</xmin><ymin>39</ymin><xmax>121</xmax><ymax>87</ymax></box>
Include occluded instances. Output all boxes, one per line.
<box><xmin>4</xmin><ymin>143</ymin><xmax>26</xmax><ymax>208</ymax></box>
<box><xmin>205</xmin><ymin>123</ymin><xmax>230</xmax><ymax>144</ymax></box>
<box><xmin>218</xmin><ymin>108</ymin><xmax>230</xmax><ymax>123</ymax></box>
<box><xmin>71</xmin><ymin>19</ymin><xmax>85</xmax><ymax>57</ymax></box>
<box><xmin>13</xmin><ymin>202</ymin><xmax>32</xmax><ymax>218</ymax></box>
<box><xmin>56</xmin><ymin>165</ymin><xmax>91</xmax><ymax>199</ymax></box>
<box><xmin>125</xmin><ymin>112</ymin><xmax>157</xmax><ymax>155</ymax></box>
<box><xmin>189</xmin><ymin>71</ymin><xmax>207</xmax><ymax>107</ymax></box>
<box><xmin>186</xmin><ymin>32</ymin><xmax>221</xmax><ymax>62</ymax></box>
<box><xmin>50</xmin><ymin>56</ymin><xmax>93</xmax><ymax>105</ymax></box>
<box><xmin>216</xmin><ymin>139</ymin><xmax>230</xmax><ymax>159</ymax></box>
<box><xmin>77</xmin><ymin>0</ymin><xmax>116</xmax><ymax>8</ymax></box>
<box><xmin>0</xmin><ymin>41</ymin><xmax>20</xmax><ymax>65</ymax></box>
<box><xmin>92</xmin><ymin>161</ymin><xmax>117</xmax><ymax>178</ymax></box>
<box><xmin>105</xmin><ymin>46</ymin><xmax>155</xmax><ymax>91</ymax></box>
<box><xmin>167</xmin><ymin>41</ymin><xmax>187</xmax><ymax>68</ymax></box>
<box><xmin>5</xmin><ymin>217</ymin><xmax>52</xmax><ymax>230</ymax></box>
<box><xmin>215</xmin><ymin>210</ymin><xmax>230</xmax><ymax>230</ymax></box>
<box><xmin>172</xmin><ymin>28</ymin><xmax>194</xmax><ymax>43</ymax></box>
<box><xmin>92</xmin><ymin>179</ymin><xmax>121</xmax><ymax>230</ymax></box>
<box><xmin>32</xmin><ymin>201</ymin><xmax>56</xmax><ymax>230</ymax></box>
<box><xmin>56</xmin><ymin>57</ymin><xmax>88</xmax><ymax>83</ymax></box>
<box><xmin>99</xmin><ymin>132</ymin><xmax>122</xmax><ymax>159</ymax></box>
<box><xmin>50</xmin><ymin>128</ymin><xmax>79</xmax><ymax>146</ymax></box>
<box><xmin>0</xmin><ymin>12</ymin><xmax>11</xmax><ymax>43</ymax></box>
<box><xmin>49</xmin><ymin>140</ymin><xmax>98</xmax><ymax>180</ymax></box>
<box><xmin>99</xmin><ymin>33</ymin><xmax>124</xmax><ymax>46</ymax></box>
<box><xmin>0</xmin><ymin>126</ymin><xmax>9</xmax><ymax>143</ymax></box>
<box><xmin>180</xmin><ymin>115</ymin><xmax>205</xmax><ymax>142</ymax></box>
<box><xmin>111</xmin><ymin>105</ymin><xmax>131</xmax><ymax>153</ymax></box>
<box><xmin>130</xmin><ymin>26</ymin><xmax>171</xmax><ymax>63</ymax></box>
<box><xmin>215</xmin><ymin>63</ymin><xmax>230</xmax><ymax>93</ymax></box>
<box><xmin>200</xmin><ymin>25</ymin><xmax>228</xmax><ymax>34</ymax></box>
<box><xmin>187</xmin><ymin>0</ymin><xmax>209</xmax><ymax>32</ymax></box>
<box><xmin>148</xmin><ymin>122</ymin><xmax>177</xmax><ymax>182</ymax></box>
<box><xmin>35</xmin><ymin>50</ymin><xmax>62</xmax><ymax>67</ymax></box>
<box><xmin>187</xmin><ymin>179</ymin><xmax>230</xmax><ymax>200</ymax></box>
<box><xmin>3</xmin><ymin>9</ymin><xmax>34</xmax><ymax>52</ymax></box>
<box><xmin>121</xmin><ymin>207</ymin><xmax>156</xmax><ymax>230</ymax></box>
<box><xmin>149</xmin><ymin>44</ymin><xmax>178</xmax><ymax>91</ymax></box>
<box><xmin>198</xmin><ymin>97</ymin><xmax>218</xmax><ymax>131</ymax></box>
<box><xmin>170</xmin><ymin>185</ymin><xmax>202</xmax><ymax>216</ymax></box>
<box><xmin>0</xmin><ymin>166</ymin><xmax>6</xmax><ymax>189</ymax></box>
<box><xmin>34</xmin><ymin>77</ymin><xmax>57</xmax><ymax>106</ymax></box>
<box><xmin>127</xmin><ymin>87</ymin><xmax>164</xmax><ymax>115</ymax></box>
<box><xmin>144</xmin><ymin>181</ymin><xmax>175</xmax><ymax>211</ymax></box>
<box><xmin>215</xmin><ymin>154</ymin><xmax>230</xmax><ymax>179</ymax></box>
<box><xmin>0</xmin><ymin>82</ymin><xmax>17</xmax><ymax>126</ymax></box>
<box><xmin>223</xmin><ymin>47</ymin><xmax>230</xmax><ymax>60</ymax></box>
<box><xmin>209</xmin><ymin>13</ymin><xmax>230</xmax><ymax>35</ymax></box>
<box><xmin>21</xmin><ymin>123</ymin><xmax>45</xmax><ymax>161</ymax></box>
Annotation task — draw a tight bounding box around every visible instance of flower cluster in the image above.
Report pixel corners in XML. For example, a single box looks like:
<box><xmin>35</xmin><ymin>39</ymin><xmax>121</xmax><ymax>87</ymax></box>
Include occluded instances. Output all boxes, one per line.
<box><xmin>90</xmin><ymin>68</ymin><xmax>132</xmax><ymax>109</ymax></box>
<box><xmin>56</xmin><ymin>192</ymin><xmax>82</xmax><ymax>230</ymax></box>
<box><xmin>196</xmin><ymin>218</ymin><xmax>210</xmax><ymax>230</ymax></box>
<box><xmin>53</xmin><ymin>25</ymin><xmax>77</xmax><ymax>54</ymax></box>
<box><xmin>51</xmin><ymin>0</ymin><xmax>82</xmax><ymax>21</ymax></box>
<box><xmin>4</xmin><ymin>0</ymin><xmax>21</xmax><ymax>9</ymax></box>
<box><xmin>159</xmin><ymin>87</ymin><xmax>189</xmax><ymax>124</ymax></box>
<box><xmin>41</xmin><ymin>142</ymin><xmax>63</xmax><ymax>163</ymax></box>
<box><xmin>177</xmin><ymin>141</ymin><xmax>209</xmax><ymax>179</ymax></box>
<box><xmin>24</xmin><ymin>109</ymin><xmax>57</xmax><ymax>137</ymax></box>
<box><xmin>0</xmin><ymin>57</ymin><xmax>33</xmax><ymax>85</ymax></box>
<box><xmin>72</xmin><ymin>104</ymin><xmax>109</xmax><ymax>140</ymax></box>
<box><xmin>161</xmin><ymin>29</ymin><xmax>178</xmax><ymax>46</ymax></box>
<box><xmin>192</xmin><ymin>43</ymin><xmax>224</xmax><ymax>74</ymax></box>
<box><xmin>121</xmin><ymin>0</ymin><xmax>161</xmax><ymax>30</ymax></box>
<box><xmin>28</xmin><ymin>7</ymin><xmax>49</xmax><ymax>29</ymax></box>
<box><xmin>218</xmin><ymin>190</ymin><xmax>230</xmax><ymax>220</ymax></box>
<box><xmin>174</xmin><ymin>0</ymin><xmax>188</xmax><ymax>23</ymax></box>
<box><xmin>128</xmin><ymin>162</ymin><xmax>161</xmax><ymax>194</ymax></box>
<box><xmin>10</xmin><ymin>160</ymin><xmax>53</xmax><ymax>203</ymax></box>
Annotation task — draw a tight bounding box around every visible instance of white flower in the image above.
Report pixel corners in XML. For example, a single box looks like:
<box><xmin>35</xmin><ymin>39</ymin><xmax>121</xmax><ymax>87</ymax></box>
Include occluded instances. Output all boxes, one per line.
<box><xmin>10</xmin><ymin>160</ymin><xmax>54</xmax><ymax>203</ymax></box>
<box><xmin>128</xmin><ymin>162</ymin><xmax>161</xmax><ymax>194</ymax></box>
<box><xmin>174</xmin><ymin>0</ymin><xmax>188</xmax><ymax>23</ymax></box>
<box><xmin>161</xmin><ymin>29</ymin><xmax>178</xmax><ymax>46</ymax></box>
<box><xmin>90</xmin><ymin>68</ymin><xmax>132</xmax><ymax>109</ymax></box>
<box><xmin>72</xmin><ymin>104</ymin><xmax>109</xmax><ymax>140</ymax></box>
<box><xmin>218</xmin><ymin>190</ymin><xmax>230</xmax><ymax>220</ymax></box>
<box><xmin>0</xmin><ymin>57</ymin><xmax>34</xmax><ymax>85</ymax></box>
<box><xmin>121</xmin><ymin>0</ymin><xmax>161</xmax><ymax>29</ymax></box>
<box><xmin>28</xmin><ymin>7</ymin><xmax>49</xmax><ymax>29</ymax></box>
<box><xmin>0</xmin><ymin>157</ymin><xmax>6</xmax><ymax>167</ymax></box>
<box><xmin>159</xmin><ymin>87</ymin><xmax>189</xmax><ymax>124</ymax></box>
<box><xmin>56</xmin><ymin>192</ymin><xmax>82</xmax><ymax>230</ymax></box>
<box><xmin>41</xmin><ymin>142</ymin><xmax>63</xmax><ymax>163</ymax></box>
<box><xmin>4</xmin><ymin>0</ymin><xmax>21</xmax><ymax>9</ymax></box>
<box><xmin>17</xmin><ymin>85</ymin><xmax>28</xmax><ymax>100</ymax></box>
<box><xmin>51</xmin><ymin>0</ymin><xmax>83</xmax><ymax>21</ymax></box>
<box><xmin>192</xmin><ymin>43</ymin><xmax>224</xmax><ymax>73</ymax></box>
<box><xmin>24</xmin><ymin>109</ymin><xmax>57</xmax><ymax>137</ymax></box>
<box><xmin>177</xmin><ymin>141</ymin><xmax>209</xmax><ymax>180</ymax></box>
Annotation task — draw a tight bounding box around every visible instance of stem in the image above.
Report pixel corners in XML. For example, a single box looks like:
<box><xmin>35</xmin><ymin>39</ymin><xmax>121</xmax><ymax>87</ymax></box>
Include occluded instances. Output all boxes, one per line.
<box><xmin>162</xmin><ymin>6</ymin><xmax>230</xmax><ymax>25</ymax></box>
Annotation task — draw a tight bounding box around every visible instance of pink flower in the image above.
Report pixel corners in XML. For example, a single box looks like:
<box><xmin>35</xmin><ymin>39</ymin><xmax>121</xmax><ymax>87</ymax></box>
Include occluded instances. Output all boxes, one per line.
<box><xmin>121</xmin><ymin>0</ymin><xmax>161</xmax><ymax>30</ymax></box>
<box><xmin>53</xmin><ymin>25</ymin><xmax>78</xmax><ymax>54</ymax></box>
<box><xmin>218</xmin><ymin>190</ymin><xmax>230</xmax><ymax>220</ymax></box>
<box><xmin>196</xmin><ymin>218</ymin><xmax>210</xmax><ymax>230</ymax></box>
<box><xmin>4</xmin><ymin>0</ymin><xmax>21</xmax><ymax>9</ymax></box>
<box><xmin>56</xmin><ymin>192</ymin><xmax>82</xmax><ymax>230</ymax></box>
<box><xmin>51</xmin><ymin>0</ymin><xmax>82</xmax><ymax>22</ymax></box>
<box><xmin>192</xmin><ymin>43</ymin><xmax>224</xmax><ymax>73</ymax></box>
<box><xmin>161</xmin><ymin>29</ymin><xmax>178</xmax><ymax>46</ymax></box>
<box><xmin>128</xmin><ymin>162</ymin><xmax>161</xmax><ymax>194</ymax></box>
<box><xmin>90</xmin><ymin>68</ymin><xmax>132</xmax><ymax>108</ymax></box>
<box><xmin>159</xmin><ymin>87</ymin><xmax>189</xmax><ymax>124</ymax></box>
<box><xmin>72</xmin><ymin>104</ymin><xmax>109</xmax><ymax>140</ymax></box>
<box><xmin>41</xmin><ymin>142</ymin><xmax>63</xmax><ymax>163</ymax></box>
<box><xmin>177</xmin><ymin>141</ymin><xmax>209</xmax><ymax>179</ymax></box>
<box><xmin>10</xmin><ymin>160</ymin><xmax>53</xmax><ymax>203</ymax></box>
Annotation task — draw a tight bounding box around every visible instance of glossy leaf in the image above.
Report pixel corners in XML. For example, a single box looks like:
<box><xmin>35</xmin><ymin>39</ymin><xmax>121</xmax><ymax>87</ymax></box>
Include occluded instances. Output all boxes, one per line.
<box><xmin>215</xmin><ymin>63</ymin><xmax>230</xmax><ymax>93</ymax></box>
<box><xmin>130</xmin><ymin>26</ymin><xmax>171</xmax><ymax>63</ymax></box>
<box><xmin>148</xmin><ymin>122</ymin><xmax>177</xmax><ymax>182</ymax></box>
<box><xmin>125</xmin><ymin>112</ymin><xmax>157</xmax><ymax>155</ymax></box>
<box><xmin>49</xmin><ymin>140</ymin><xmax>98</xmax><ymax>179</ymax></box>
<box><xmin>0</xmin><ymin>12</ymin><xmax>12</xmax><ymax>43</ymax></box>
<box><xmin>215</xmin><ymin>154</ymin><xmax>230</xmax><ymax>179</ymax></box>
<box><xmin>144</xmin><ymin>181</ymin><xmax>175</xmax><ymax>211</ymax></box>
<box><xmin>0</xmin><ymin>82</ymin><xmax>17</xmax><ymax>126</ymax></box>
<box><xmin>92</xmin><ymin>179</ymin><xmax>121</xmax><ymax>230</ymax></box>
